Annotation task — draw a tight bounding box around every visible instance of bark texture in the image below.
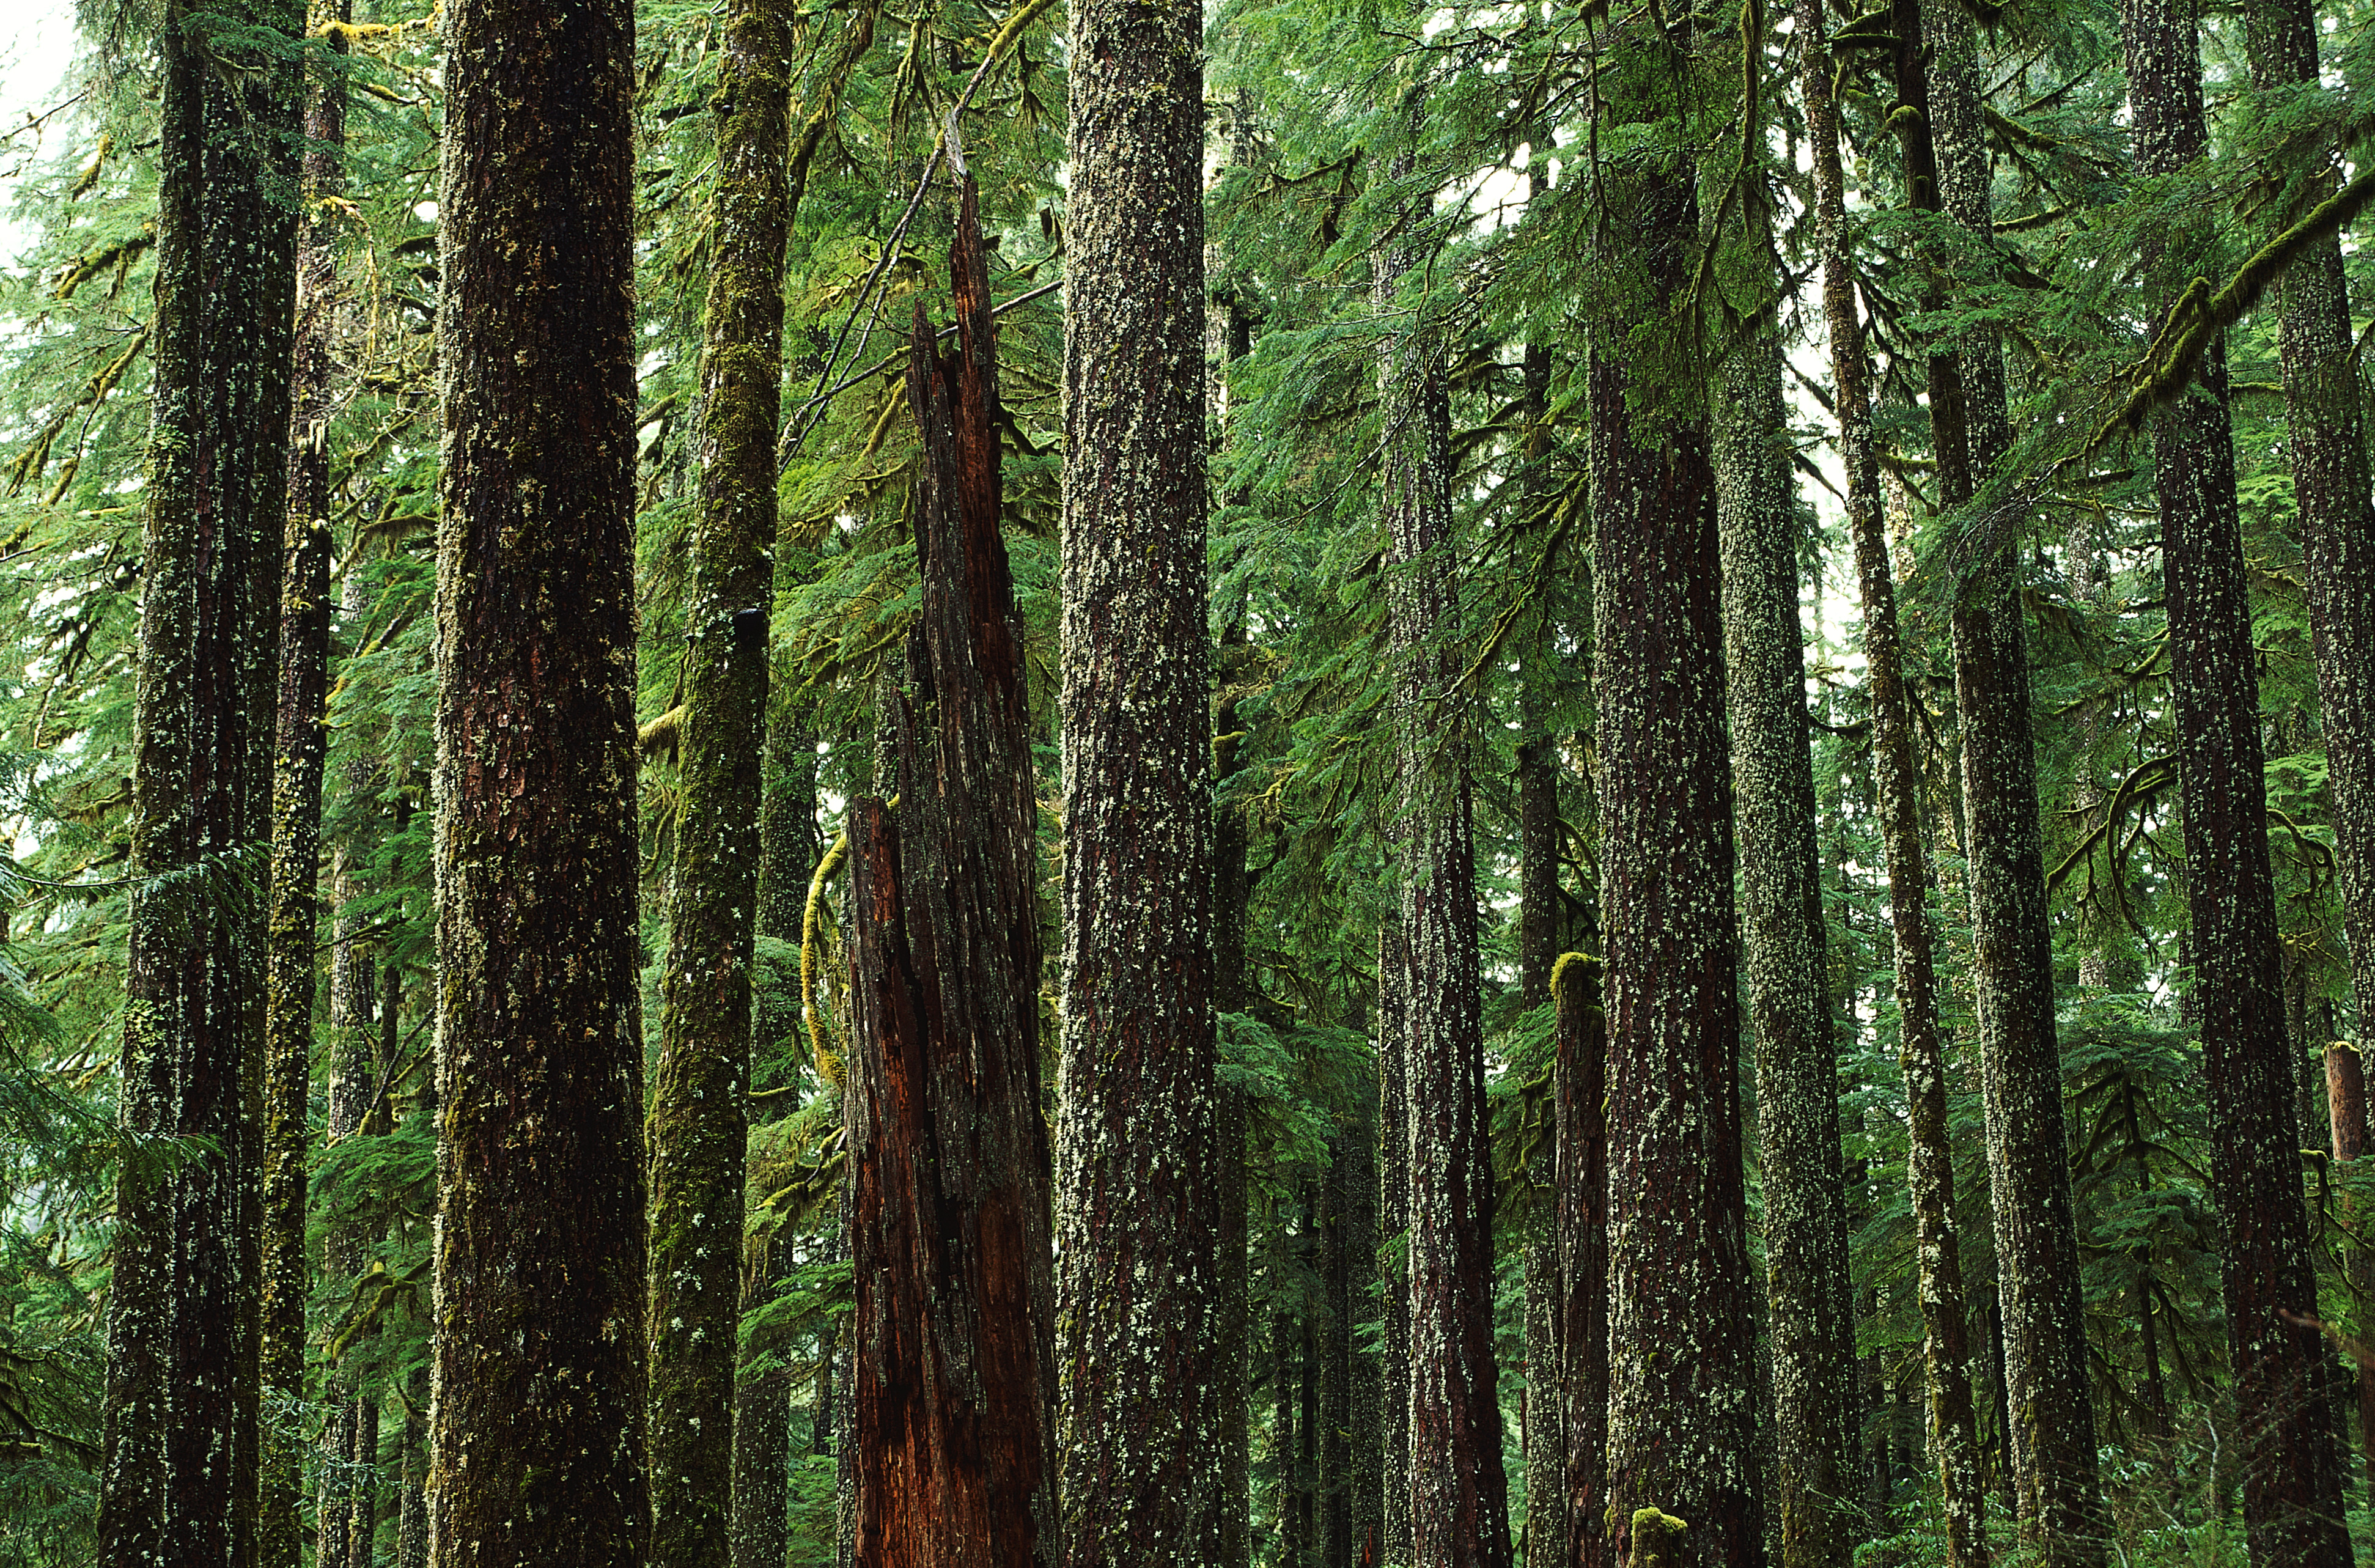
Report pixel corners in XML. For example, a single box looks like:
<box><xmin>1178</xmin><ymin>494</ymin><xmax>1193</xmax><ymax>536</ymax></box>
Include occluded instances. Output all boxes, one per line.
<box><xmin>2127</xmin><ymin>0</ymin><xmax>2354</xmax><ymax>1555</ymax></box>
<box><xmin>845</xmin><ymin>185</ymin><xmax>1060</xmax><ymax>1568</ymax></box>
<box><xmin>1553</xmin><ymin>958</ymin><xmax>1607</xmax><ymax>1568</ymax></box>
<box><xmin>1803</xmin><ymin>0</ymin><xmax>1987</xmax><ymax>1555</ymax></box>
<box><xmin>2327</xmin><ymin>1044</ymin><xmax>2375</xmax><ymax>1502</ymax></box>
<box><xmin>97</xmin><ymin>1</ymin><xmax>300</xmax><ymax>1564</ymax></box>
<box><xmin>1379</xmin><ymin>918</ymin><xmax>1414</xmax><ymax>1567</ymax></box>
<box><xmin>428</xmin><ymin>0</ymin><xmax>648</xmax><ymax>1555</ymax></box>
<box><xmin>1056</xmin><ymin>8</ymin><xmax>1222</xmax><ymax>1562</ymax></box>
<box><xmin>647</xmin><ymin>0</ymin><xmax>790</xmax><ymax>1552</ymax></box>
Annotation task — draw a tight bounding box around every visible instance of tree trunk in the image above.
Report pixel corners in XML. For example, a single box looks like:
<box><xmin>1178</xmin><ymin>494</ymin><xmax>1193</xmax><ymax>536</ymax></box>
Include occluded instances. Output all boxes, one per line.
<box><xmin>647</xmin><ymin>0</ymin><xmax>790</xmax><ymax>1554</ymax></box>
<box><xmin>1380</xmin><ymin>190</ymin><xmax>1513</xmax><ymax>1568</ymax></box>
<box><xmin>260</xmin><ymin>14</ymin><xmax>347</xmax><ymax>1567</ymax></box>
<box><xmin>1710</xmin><ymin>189</ymin><xmax>1861</xmax><ymax>1568</ymax></box>
<box><xmin>96</xmin><ymin>0</ymin><xmax>298</xmax><ymax>1564</ymax></box>
<box><xmin>845</xmin><ymin>185</ymin><xmax>1061</xmax><ymax>1568</ymax></box>
<box><xmin>1216</xmin><ymin>613</ymin><xmax>1255</xmax><ymax>1568</ymax></box>
<box><xmin>427</xmin><ymin>0</ymin><xmax>648</xmax><ymax>1551</ymax></box>
<box><xmin>1379</xmin><ymin>919</ymin><xmax>1414</xmax><ymax>1568</ymax></box>
<box><xmin>1891</xmin><ymin>0</ymin><xmax>2107</xmax><ymax>1553</ymax></box>
<box><xmin>1588</xmin><ymin>57</ymin><xmax>1762</xmax><ymax>1562</ymax></box>
<box><xmin>729</xmin><ymin>1228</ymin><xmax>798</xmax><ymax>1568</ymax></box>
<box><xmin>2327</xmin><ymin>1045</ymin><xmax>2375</xmax><ymax>1501</ymax></box>
<box><xmin>1056</xmin><ymin>8</ymin><xmax>1222</xmax><ymax>1561</ymax></box>
<box><xmin>1802</xmin><ymin>0</ymin><xmax>1987</xmax><ymax>1555</ymax></box>
<box><xmin>1554</xmin><ymin>959</ymin><xmax>1607</xmax><ymax>1568</ymax></box>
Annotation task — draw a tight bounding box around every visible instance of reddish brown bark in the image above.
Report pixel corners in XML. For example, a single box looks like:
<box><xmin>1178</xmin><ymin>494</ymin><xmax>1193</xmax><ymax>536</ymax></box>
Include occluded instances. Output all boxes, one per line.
<box><xmin>845</xmin><ymin>180</ymin><xmax>1059</xmax><ymax>1568</ymax></box>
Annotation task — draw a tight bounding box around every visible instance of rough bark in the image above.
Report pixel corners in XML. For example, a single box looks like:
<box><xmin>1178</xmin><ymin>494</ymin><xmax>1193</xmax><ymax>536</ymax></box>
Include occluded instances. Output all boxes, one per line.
<box><xmin>845</xmin><ymin>186</ymin><xmax>1060</xmax><ymax>1568</ymax></box>
<box><xmin>1710</xmin><ymin>207</ymin><xmax>1861</xmax><ymax>1568</ymax></box>
<box><xmin>2125</xmin><ymin>0</ymin><xmax>2354</xmax><ymax>1555</ymax></box>
<box><xmin>427</xmin><ymin>0</ymin><xmax>648</xmax><ymax>1552</ymax></box>
<box><xmin>1379</xmin><ymin>919</ymin><xmax>1414</xmax><ymax>1568</ymax></box>
<box><xmin>1892</xmin><ymin>0</ymin><xmax>2107</xmax><ymax>1553</ymax></box>
<box><xmin>1056</xmin><ymin>9</ymin><xmax>1221</xmax><ymax>1561</ymax></box>
<box><xmin>96</xmin><ymin>1</ymin><xmax>299</xmax><ymax>1564</ymax></box>
<box><xmin>1802</xmin><ymin>0</ymin><xmax>1987</xmax><ymax>1555</ymax></box>
<box><xmin>2327</xmin><ymin>1045</ymin><xmax>2375</xmax><ymax>1501</ymax></box>
<box><xmin>2242</xmin><ymin>0</ymin><xmax>2375</xmax><ymax>1090</ymax></box>
<box><xmin>1554</xmin><ymin>959</ymin><xmax>1607</xmax><ymax>1568</ymax></box>
<box><xmin>729</xmin><ymin>1227</ymin><xmax>798</xmax><ymax>1568</ymax></box>
<box><xmin>1586</xmin><ymin>54</ymin><xmax>1764</xmax><ymax>1558</ymax></box>
<box><xmin>646</xmin><ymin>0</ymin><xmax>791</xmax><ymax>1554</ymax></box>
<box><xmin>260</xmin><ymin>15</ymin><xmax>347</xmax><ymax>1568</ymax></box>
<box><xmin>1380</xmin><ymin>199</ymin><xmax>1513</xmax><ymax>1568</ymax></box>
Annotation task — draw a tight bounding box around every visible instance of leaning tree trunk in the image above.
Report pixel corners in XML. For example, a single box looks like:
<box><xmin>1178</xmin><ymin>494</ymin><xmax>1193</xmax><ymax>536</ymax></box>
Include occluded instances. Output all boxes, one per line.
<box><xmin>427</xmin><ymin>0</ymin><xmax>648</xmax><ymax>1555</ymax></box>
<box><xmin>1056</xmin><ymin>6</ymin><xmax>1223</xmax><ymax>1562</ymax></box>
<box><xmin>1710</xmin><ymin>177</ymin><xmax>1862</xmax><ymax>1568</ymax></box>
<box><xmin>1803</xmin><ymin>0</ymin><xmax>1987</xmax><ymax>1556</ymax></box>
<box><xmin>2242</xmin><ymin>0</ymin><xmax>2375</xmax><ymax>1107</ymax></box>
<box><xmin>1380</xmin><ymin>179</ymin><xmax>1514</xmax><ymax>1568</ymax></box>
<box><xmin>1893</xmin><ymin>0</ymin><xmax>2107</xmax><ymax>1553</ymax></box>
<box><xmin>845</xmin><ymin>181</ymin><xmax>1061</xmax><ymax>1568</ymax></box>
<box><xmin>260</xmin><ymin>13</ymin><xmax>347</xmax><ymax>1568</ymax></box>
<box><xmin>2126</xmin><ymin>0</ymin><xmax>2354</xmax><ymax>1556</ymax></box>
<box><xmin>647</xmin><ymin>0</ymin><xmax>791</xmax><ymax>1553</ymax></box>
<box><xmin>96</xmin><ymin>1</ymin><xmax>298</xmax><ymax>1564</ymax></box>
<box><xmin>1379</xmin><ymin>918</ymin><xmax>1415</xmax><ymax>1568</ymax></box>
<box><xmin>1588</xmin><ymin>56</ymin><xmax>1763</xmax><ymax>1562</ymax></box>
<box><xmin>1555</xmin><ymin>957</ymin><xmax>1608</xmax><ymax>1568</ymax></box>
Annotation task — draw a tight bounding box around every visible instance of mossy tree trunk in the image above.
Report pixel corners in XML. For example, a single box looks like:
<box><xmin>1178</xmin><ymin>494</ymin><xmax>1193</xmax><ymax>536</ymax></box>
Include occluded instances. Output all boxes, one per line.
<box><xmin>1803</xmin><ymin>0</ymin><xmax>1986</xmax><ymax>1555</ymax></box>
<box><xmin>260</xmin><ymin>13</ymin><xmax>348</xmax><ymax>1568</ymax></box>
<box><xmin>1056</xmin><ymin>4</ymin><xmax>1223</xmax><ymax>1560</ymax></box>
<box><xmin>427</xmin><ymin>0</ymin><xmax>648</xmax><ymax>1553</ymax></box>
<box><xmin>845</xmin><ymin>182</ymin><xmax>1061</xmax><ymax>1568</ymax></box>
<box><xmin>2126</xmin><ymin>0</ymin><xmax>2354</xmax><ymax>1555</ymax></box>
<box><xmin>1588</xmin><ymin>59</ymin><xmax>1763</xmax><ymax>1561</ymax></box>
<box><xmin>1891</xmin><ymin>0</ymin><xmax>2107</xmax><ymax>1553</ymax></box>
<box><xmin>96</xmin><ymin>0</ymin><xmax>299</xmax><ymax>1562</ymax></box>
<box><xmin>1554</xmin><ymin>958</ymin><xmax>1607</xmax><ymax>1568</ymax></box>
<box><xmin>646</xmin><ymin>0</ymin><xmax>790</xmax><ymax>1554</ymax></box>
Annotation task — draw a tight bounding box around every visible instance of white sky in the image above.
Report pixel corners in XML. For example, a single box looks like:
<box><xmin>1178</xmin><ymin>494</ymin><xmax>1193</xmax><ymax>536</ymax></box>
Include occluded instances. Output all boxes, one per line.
<box><xmin>1</xmin><ymin>1</ymin><xmax>83</xmax><ymax>267</ymax></box>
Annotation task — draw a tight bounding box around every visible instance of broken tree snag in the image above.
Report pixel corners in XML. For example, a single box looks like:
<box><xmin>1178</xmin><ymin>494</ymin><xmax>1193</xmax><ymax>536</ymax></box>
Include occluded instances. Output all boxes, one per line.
<box><xmin>846</xmin><ymin>176</ymin><xmax>1059</xmax><ymax>1568</ymax></box>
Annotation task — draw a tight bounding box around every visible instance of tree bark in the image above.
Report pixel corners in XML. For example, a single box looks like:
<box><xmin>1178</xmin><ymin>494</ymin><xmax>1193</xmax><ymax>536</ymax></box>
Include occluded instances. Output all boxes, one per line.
<box><xmin>2327</xmin><ymin>1045</ymin><xmax>2375</xmax><ymax>1502</ymax></box>
<box><xmin>1379</xmin><ymin>918</ymin><xmax>1414</xmax><ymax>1568</ymax></box>
<box><xmin>1056</xmin><ymin>6</ymin><xmax>1222</xmax><ymax>1560</ymax></box>
<box><xmin>845</xmin><ymin>184</ymin><xmax>1061</xmax><ymax>1568</ymax></box>
<box><xmin>427</xmin><ymin>0</ymin><xmax>647</xmax><ymax>1553</ymax></box>
<box><xmin>1554</xmin><ymin>959</ymin><xmax>1607</xmax><ymax>1568</ymax></box>
<box><xmin>1890</xmin><ymin>0</ymin><xmax>2107</xmax><ymax>1553</ymax></box>
<box><xmin>1802</xmin><ymin>0</ymin><xmax>1987</xmax><ymax>1555</ymax></box>
<box><xmin>647</xmin><ymin>0</ymin><xmax>790</xmax><ymax>1554</ymax></box>
<box><xmin>1588</xmin><ymin>56</ymin><xmax>1764</xmax><ymax>1561</ymax></box>
<box><xmin>96</xmin><ymin>0</ymin><xmax>299</xmax><ymax>1563</ymax></box>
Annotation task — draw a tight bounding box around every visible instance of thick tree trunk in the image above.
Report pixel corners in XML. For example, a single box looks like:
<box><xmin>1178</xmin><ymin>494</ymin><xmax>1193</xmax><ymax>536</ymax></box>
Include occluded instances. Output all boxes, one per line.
<box><xmin>1891</xmin><ymin>0</ymin><xmax>2106</xmax><ymax>1554</ymax></box>
<box><xmin>2127</xmin><ymin>1</ymin><xmax>2352</xmax><ymax>1557</ymax></box>
<box><xmin>1380</xmin><ymin>205</ymin><xmax>1514</xmax><ymax>1568</ymax></box>
<box><xmin>1379</xmin><ymin>919</ymin><xmax>1414</xmax><ymax>1568</ymax></box>
<box><xmin>647</xmin><ymin>0</ymin><xmax>790</xmax><ymax>1555</ymax></box>
<box><xmin>97</xmin><ymin>1</ymin><xmax>298</xmax><ymax>1564</ymax></box>
<box><xmin>427</xmin><ymin>0</ymin><xmax>648</xmax><ymax>1553</ymax></box>
<box><xmin>845</xmin><ymin>187</ymin><xmax>1061</xmax><ymax>1567</ymax></box>
<box><xmin>260</xmin><ymin>16</ymin><xmax>347</xmax><ymax>1568</ymax></box>
<box><xmin>1554</xmin><ymin>959</ymin><xmax>1607</xmax><ymax>1568</ymax></box>
<box><xmin>1710</xmin><ymin>211</ymin><xmax>1861</xmax><ymax>1568</ymax></box>
<box><xmin>1588</xmin><ymin>70</ymin><xmax>1763</xmax><ymax>1562</ymax></box>
<box><xmin>1801</xmin><ymin>0</ymin><xmax>1987</xmax><ymax>1556</ymax></box>
<box><xmin>1056</xmin><ymin>7</ymin><xmax>1221</xmax><ymax>1561</ymax></box>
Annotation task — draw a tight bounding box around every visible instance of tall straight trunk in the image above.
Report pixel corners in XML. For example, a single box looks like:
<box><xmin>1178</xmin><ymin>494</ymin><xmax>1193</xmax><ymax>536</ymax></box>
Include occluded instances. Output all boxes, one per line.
<box><xmin>2126</xmin><ymin>0</ymin><xmax>2352</xmax><ymax>1556</ymax></box>
<box><xmin>729</xmin><ymin>1230</ymin><xmax>798</xmax><ymax>1568</ymax></box>
<box><xmin>1379</xmin><ymin>919</ymin><xmax>1414</xmax><ymax>1568</ymax></box>
<box><xmin>2327</xmin><ymin>1045</ymin><xmax>2375</xmax><ymax>1501</ymax></box>
<box><xmin>1554</xmin><ymin>959</ymin><xmax>1607</xmax><ymax>1568</ymax></box>
<box><xmin>647</xmin><ymin>0</ymin><xmax>790</xmax><ymax>1554</ymax></box>
<box><xmin>1801</xmin><ymin>0</ymin><xmax>1986</xmax><ymax>1556</ymax></box>
<box><xmin>1589</xmin><ymin>73</ymin><xmax>1762</xmax><ymax>1560</ymax></box>
<box><xmin>428</xmin><ymin>0</ymin><xmax>647</xmax><ymax>1551</ymax></box>
<box><xmin>2242</xmin><ymin>0</ymin><xmax>2375</xmax><ymax>1080</ymax></box>
<box><xmin>1321</xmin><ymin>1113</ymin><xmax>1378</xmax><ymax>1568</ymax></box>
<box><xmin>1300</xmin><ymin>1204</ymin><xmax>1322</xmax><ymax>1564</ymax></box>
<box><xmin>1056</xmin><ymin>7</ymin><xmax>1221</xmax><ymax>1561</ymax></box>
<box><xmin>260</xmin><ymin>15</ymin><xmax>347</xmax><ymax>1568</ymax></box>
<box><xmin>97</xmin><ymin>0</ymin><xmax>298</xmax><ymax>1563</ymax></box>
<box><xmin>1891</xmin><ymin>0</ymin><xmax>2106</xmax><ymax>1553</ymax></box>
<box><xmin>348</xmin><ymin>1397</ymin><xmax>380</xmax><ymax>1568</ymax></box>
<box><xmin>1380</xmin><ymin>190</ymin><xmax>1513</xmax><ymax>1568</ymax></box>
<box><xmin>1710</xmin><ymin>204</ymin><xmax>1861</xmax><ymax>1568</ymax></box>
<box><xmin>1276</xmin><ymin>1266</ymin><xmax>1301</xmax><ymax>1568</ymax></box>
<box><xmin>399</xmin><ymin>1364</ymin><xmax>428</xmax><ymax>1568</ymax></box>
<box><xmin>845</xmin><ymin>186</ymin><xmax>1061</xmax><ymax>1567</ymax></box>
